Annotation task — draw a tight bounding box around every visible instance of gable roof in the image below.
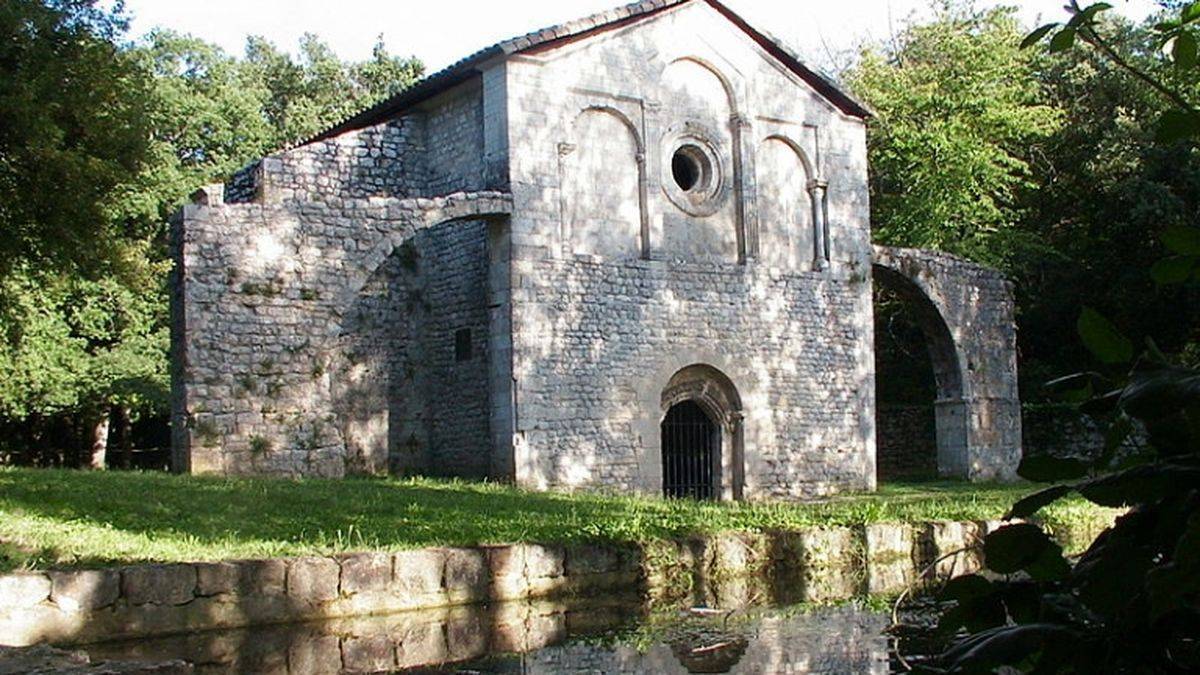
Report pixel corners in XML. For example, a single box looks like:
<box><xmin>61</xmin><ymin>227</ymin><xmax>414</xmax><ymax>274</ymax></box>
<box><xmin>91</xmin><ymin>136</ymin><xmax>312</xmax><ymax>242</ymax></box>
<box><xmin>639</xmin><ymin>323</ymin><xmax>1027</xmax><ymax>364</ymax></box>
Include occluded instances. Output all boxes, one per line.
<box><xmin>307</xmin><ymin>0</ymin><xmax>870</xmax><ymax>145</ymax></box>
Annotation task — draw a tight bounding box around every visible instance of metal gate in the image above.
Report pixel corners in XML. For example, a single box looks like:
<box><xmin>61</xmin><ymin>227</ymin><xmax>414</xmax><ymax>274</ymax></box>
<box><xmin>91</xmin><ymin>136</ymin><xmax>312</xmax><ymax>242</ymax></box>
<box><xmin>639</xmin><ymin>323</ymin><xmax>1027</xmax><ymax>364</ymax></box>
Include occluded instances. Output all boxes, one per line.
<box><xmin>661</xmin><ymin>400</ymin><xmax>719</xmax><ymax>500</ymax></box>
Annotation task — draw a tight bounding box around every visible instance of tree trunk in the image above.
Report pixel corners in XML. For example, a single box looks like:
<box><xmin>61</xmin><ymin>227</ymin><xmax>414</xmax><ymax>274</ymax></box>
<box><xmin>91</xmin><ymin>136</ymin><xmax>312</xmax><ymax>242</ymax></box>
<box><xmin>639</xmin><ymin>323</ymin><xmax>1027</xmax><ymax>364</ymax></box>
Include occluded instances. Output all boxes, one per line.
<box><xmin>89</xmin><ymin>409</ymin><xmax>111</xmax><ymax>470</ymax></box>
<box><xmin>116</xmin><ymin>406</ymin><xmax>133</xmax><ymax>470</ymax></box>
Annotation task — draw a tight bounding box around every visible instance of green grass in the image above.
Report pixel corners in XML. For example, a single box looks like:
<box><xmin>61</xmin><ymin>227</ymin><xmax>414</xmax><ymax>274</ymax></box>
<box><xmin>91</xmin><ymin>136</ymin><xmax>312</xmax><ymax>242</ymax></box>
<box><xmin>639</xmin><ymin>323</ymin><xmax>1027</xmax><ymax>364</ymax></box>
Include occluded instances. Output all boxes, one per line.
<box><xmin>0</xmin><ymin>468</ymin><xmax>1119</xmax><ymax>572</ymax></box>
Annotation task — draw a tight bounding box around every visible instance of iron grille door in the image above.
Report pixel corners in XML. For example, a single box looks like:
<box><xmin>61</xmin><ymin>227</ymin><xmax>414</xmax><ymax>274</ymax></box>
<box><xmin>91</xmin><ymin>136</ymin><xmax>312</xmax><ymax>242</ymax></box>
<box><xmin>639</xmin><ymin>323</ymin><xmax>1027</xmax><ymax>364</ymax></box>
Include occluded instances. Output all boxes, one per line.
<box><xmin>662</xmin><ymin>400</ymin><xmax>718</xmax><ymax>500</ymax></box>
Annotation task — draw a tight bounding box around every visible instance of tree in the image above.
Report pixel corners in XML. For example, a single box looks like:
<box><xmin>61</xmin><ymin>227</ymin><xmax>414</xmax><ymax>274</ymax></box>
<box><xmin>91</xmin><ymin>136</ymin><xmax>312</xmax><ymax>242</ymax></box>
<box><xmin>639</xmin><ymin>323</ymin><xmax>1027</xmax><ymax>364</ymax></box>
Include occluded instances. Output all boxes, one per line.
<box><xmin>0</xmin><ymin>0</ymin><xmax>154</xmax><ymax>279</ymax></box>
<box><xmin>844</xmin><ymin>5</ymin><xmax>1062</xmax><ymax>268</ymax></box>
<box><xmin>917</xmin><ymin>3</ymin><xmax>1200</xmax><ymax>671</ymax></box>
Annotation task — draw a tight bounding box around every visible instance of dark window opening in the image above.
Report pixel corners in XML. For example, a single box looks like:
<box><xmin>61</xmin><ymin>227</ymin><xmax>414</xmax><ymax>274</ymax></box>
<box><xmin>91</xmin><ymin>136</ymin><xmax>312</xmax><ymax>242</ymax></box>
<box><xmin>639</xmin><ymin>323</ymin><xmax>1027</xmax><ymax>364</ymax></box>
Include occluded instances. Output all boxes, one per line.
<box><xmin>671</xmin><ymin>146</ymin><xmax>706</xmax><ymax>192</ymax></box>
<box><xmin>662</xmin><ymin>400</ymin><xmax>719</xmax><ymax>500</ymax></box>
<box><xmin>454</xmin><ymin>328</ymin><xmax>473</xmax><ymax>362</ymax></box>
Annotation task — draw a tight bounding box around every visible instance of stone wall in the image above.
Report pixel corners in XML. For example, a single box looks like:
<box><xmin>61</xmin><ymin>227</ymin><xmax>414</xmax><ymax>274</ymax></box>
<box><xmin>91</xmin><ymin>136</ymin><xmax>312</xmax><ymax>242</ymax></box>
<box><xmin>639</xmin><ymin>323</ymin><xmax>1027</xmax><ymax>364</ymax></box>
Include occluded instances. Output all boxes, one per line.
<box><xmin>0</xmin><ymin>521</ymin><xmax>1003</xmax><ymax>647</ymax></box>
<box><xmin>502</xmin><ymin>1</ymin><xmax>879</xmax><ymax>500</ymax></box>
<box><xmin>171</xmin><ymin>189</ymin><xmax>511</xmax><ymax>478</ymax></box>
<box><xmin>223</xmin><ymin>80</ymin><xmax>486</xmax><ymax>205</ymax></box>
<box><xmin>511</xmin><ymin>257</ymin><xmax>874</xmax><ymax>499</ymax></box>
<box><xmin>876</xmin><ymin>404</ymin><xmax>938</xmax><ymax>480</ymax></box>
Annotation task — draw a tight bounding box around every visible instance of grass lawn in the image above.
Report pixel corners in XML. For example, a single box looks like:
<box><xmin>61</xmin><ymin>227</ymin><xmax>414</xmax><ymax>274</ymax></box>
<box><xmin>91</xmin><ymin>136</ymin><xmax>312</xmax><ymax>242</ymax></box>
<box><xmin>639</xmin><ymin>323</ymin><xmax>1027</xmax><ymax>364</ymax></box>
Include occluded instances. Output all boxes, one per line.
<box><xmin>0</xmin><ymin>468</ymin><xmax>1118</xmax><ymax>572</ymax></box>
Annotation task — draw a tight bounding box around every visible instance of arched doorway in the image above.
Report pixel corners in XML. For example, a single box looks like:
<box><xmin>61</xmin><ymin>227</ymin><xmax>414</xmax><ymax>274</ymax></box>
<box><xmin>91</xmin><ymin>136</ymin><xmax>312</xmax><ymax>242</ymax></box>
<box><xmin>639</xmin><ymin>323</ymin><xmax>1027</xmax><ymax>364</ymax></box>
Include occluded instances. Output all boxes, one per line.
<box><xmin>659</xmin><ymin>364</ymin><xmax>744</xmax><ymax>500</ymax></box>
<box><xmin>662</xmin><ymin>400</ymin><xmax>720</xmax><ymax>499</ymax></box>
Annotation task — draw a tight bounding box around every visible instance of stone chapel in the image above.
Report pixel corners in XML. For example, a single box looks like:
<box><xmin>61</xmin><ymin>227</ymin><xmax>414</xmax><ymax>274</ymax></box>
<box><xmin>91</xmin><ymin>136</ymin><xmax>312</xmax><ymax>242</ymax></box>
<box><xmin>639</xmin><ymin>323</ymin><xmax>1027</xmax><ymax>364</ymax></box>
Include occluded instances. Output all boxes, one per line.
<box><xmin>171</xmin><ymin>0</ymin><xmax>1023</xmax><ymax>500</ymax></box>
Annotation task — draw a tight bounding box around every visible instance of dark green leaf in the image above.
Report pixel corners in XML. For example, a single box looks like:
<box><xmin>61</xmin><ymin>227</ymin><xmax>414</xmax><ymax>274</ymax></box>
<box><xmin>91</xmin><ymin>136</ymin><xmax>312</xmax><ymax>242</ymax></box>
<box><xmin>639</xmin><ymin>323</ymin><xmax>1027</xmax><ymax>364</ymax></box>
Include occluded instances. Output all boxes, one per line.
<box><xmin>1097</xmin><ymin>414</ymin><xmax>1133</xmax><ymax>469</ymax></box>
<box><xmin>1018</xmin><ymin>455</ymin><xmax>1088</xmax><ymax>482</ymax></box>
<box><xmin>1022</xmin><ymin>23</ymin><xmax>1059</xmax><ymax>49</ymax></box>
<box><xmin>1078</xmin><ymin>464</ymin><xmax>1200</xmax><ymax>507</ymax></box>
<box><xmin>984</xmin><ymin>523</ymin><xmax>1055</xmax><ymax>574</ymax></box>
<box><xmin>941</xmin><ymin>624</ymin><xmax>1078</xmax><ymax>671</ymax></box>
<box><xmin>1151</xmin><ymin>255</ymin><xmax>1195</xmax><ymax>285</ymax></box>
<box><xmin>1184</xmin><ymin>3</ymin><xmax>1200</xmax><ymax>24</ymax></box>
<box><xmin>1008</xmin><ymin>485</ymin><xmax>1074</xmax><ymax>519</ymax></box>
<box><xmin>1163</xmin><ymin>225</ymin><xmax>1200</xmax><ymax>255</ymax></box>
<box><xmin>1080</xmin><ymin>388</ymin><xmax>1123</xmax><ymax>416</ymax></box>
<box><xmin>1174</xmin><ymin>32</ymin><xmax>1198</xmax><ymax>68</ymax></box>
<box><xmin>941</xmin><ymin>573</ymin><xmax>993</xmax><ymax>602</ymax></box>
<box><xmin>1049</xmin><ymin>28</ymin><xmax>1077</xmax><ymax>53</ymax></box>
<box><xmin>1025</xmin><ymin>541</ymin><xmax>1071</xmax><ymax>582</ymax></box>
<box><xmin>1077</xmin><ymin>307</ymin><xmax>1133</xmax><ymax>364</ymax></box>
<box><xmin>1157</xmin><ymin>110</ymin><xmax>1200</xmax><ymax>143</ymax></box>
<box><xmin>1119</xmin><ymin>362</ymin><xmax>1200</xmax><ymax>421</ymax></box>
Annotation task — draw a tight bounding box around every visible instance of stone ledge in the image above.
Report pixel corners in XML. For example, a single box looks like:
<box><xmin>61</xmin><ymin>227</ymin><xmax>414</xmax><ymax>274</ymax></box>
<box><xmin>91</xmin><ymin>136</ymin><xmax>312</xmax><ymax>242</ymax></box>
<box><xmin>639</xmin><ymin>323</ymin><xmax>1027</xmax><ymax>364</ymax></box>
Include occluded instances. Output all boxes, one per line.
<box><xmin>0</xmin><ymin>520</ymin><xmax>1000</xmax><ymax>648</ymax></box>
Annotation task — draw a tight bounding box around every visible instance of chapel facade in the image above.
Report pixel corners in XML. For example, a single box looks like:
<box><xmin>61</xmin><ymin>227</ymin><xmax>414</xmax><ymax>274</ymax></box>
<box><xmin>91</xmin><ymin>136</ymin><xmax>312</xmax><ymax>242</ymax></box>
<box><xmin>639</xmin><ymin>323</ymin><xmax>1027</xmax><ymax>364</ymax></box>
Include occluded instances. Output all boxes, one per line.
<box><xmin>171</xmin><ymin>0</ymin><xmax>1022</xmax><ymax>499</ymax></box>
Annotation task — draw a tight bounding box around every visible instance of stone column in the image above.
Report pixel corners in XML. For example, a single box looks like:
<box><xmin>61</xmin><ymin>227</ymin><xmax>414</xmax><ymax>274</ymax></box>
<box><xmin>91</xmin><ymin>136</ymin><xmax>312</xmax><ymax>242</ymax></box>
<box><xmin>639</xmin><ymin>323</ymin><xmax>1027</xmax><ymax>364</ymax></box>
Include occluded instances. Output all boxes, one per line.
<box><xmin>808</xmin><ymin>179</ymin><xmax>829</xmax><ymax>270</ymax></box>
<box><xmin>731</xmin><ymin>113</ymin><xmax>758</xmax><ymax>262</ymax></box>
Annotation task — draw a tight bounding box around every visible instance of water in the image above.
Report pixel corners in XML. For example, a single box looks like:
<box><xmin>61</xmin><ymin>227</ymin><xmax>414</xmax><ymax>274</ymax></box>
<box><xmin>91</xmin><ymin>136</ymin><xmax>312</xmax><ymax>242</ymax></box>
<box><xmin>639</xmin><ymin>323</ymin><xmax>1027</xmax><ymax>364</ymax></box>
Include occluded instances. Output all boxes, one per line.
<box><xmin>85</xmin><ymin>594</ymin><xmax>893</xmax><ymax>674</ymax></box>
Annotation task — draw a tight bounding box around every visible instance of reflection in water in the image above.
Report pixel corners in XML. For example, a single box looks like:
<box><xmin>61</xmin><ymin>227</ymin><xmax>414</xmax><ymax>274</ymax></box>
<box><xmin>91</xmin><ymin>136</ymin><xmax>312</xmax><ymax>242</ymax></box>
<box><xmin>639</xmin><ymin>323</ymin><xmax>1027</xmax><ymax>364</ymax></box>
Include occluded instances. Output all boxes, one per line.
<box><xmin>85</xmin><ymin>592</ymin><xmax>889</xmax><ymax>674</ymax></box>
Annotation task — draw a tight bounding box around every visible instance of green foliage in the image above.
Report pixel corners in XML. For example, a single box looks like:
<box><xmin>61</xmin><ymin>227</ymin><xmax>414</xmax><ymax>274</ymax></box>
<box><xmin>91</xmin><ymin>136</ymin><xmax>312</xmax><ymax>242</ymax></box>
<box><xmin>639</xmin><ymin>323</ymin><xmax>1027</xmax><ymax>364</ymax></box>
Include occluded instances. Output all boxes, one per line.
<box><xmin>0</xmin><ymin>0</ymin><xmax>154</xmax><ymax>278</ymax></box>
<box><xmin>844</xmin><ymin>6</ymin><xmax>1062</xmax><ymax>267</ymax></box>
<box><xmin>0</xmin><ymin>1</ymin><xmax>423</xmax><ymax>464</ymax></box>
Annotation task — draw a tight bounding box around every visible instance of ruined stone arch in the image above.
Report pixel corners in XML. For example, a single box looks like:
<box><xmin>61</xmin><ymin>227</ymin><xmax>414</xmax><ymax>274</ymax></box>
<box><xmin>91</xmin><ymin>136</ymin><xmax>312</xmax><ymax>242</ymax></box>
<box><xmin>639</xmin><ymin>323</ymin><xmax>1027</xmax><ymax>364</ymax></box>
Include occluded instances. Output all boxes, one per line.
<box><xmin>871</xmin><ymin>246</ymin><xmax>1021</xmax><ymax>481</ymax></box>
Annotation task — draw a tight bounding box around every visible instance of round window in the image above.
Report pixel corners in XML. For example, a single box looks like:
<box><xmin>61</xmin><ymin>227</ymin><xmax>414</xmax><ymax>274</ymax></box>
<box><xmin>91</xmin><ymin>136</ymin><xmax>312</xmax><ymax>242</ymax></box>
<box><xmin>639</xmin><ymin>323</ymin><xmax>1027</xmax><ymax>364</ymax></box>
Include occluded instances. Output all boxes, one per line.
<box><xmin>671</xmin><ymin>145</ymin><xmax>710</xmax><ymax>192</ymax></box>
<box><xmin>661</xmin><ymin>125</ymin><xmax>728</xmax><ymax>217</ymax></box>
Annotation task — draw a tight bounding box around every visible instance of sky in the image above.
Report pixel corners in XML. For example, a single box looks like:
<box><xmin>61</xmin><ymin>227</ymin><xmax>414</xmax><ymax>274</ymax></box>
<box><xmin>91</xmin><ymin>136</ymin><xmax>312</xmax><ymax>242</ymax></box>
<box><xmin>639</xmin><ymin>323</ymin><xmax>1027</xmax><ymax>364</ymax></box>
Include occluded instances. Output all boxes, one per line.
<box><xmin>121</xmin><ymin>0</ymin><xmax>1162</xmax><ymax>73</ymax></box>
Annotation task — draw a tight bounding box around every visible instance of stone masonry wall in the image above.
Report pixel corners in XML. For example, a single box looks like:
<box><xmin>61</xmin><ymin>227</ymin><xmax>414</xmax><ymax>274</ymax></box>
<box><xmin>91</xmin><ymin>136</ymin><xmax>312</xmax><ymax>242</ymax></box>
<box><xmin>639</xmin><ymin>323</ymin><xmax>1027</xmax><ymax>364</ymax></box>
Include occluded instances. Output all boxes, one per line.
<box><xmin>512</xmin><ymin>257</ymin><xmax>874</xmax><ymax>500</ymax></box>
<box><xmin>224</xmin><ymin>80</ymin><xmax>485</xmax><ymax>205</ymax></box>
<box><xmin>171</xmin><ymin>190</ymin><xmax>510</xmax><ymax>478</ymax></box>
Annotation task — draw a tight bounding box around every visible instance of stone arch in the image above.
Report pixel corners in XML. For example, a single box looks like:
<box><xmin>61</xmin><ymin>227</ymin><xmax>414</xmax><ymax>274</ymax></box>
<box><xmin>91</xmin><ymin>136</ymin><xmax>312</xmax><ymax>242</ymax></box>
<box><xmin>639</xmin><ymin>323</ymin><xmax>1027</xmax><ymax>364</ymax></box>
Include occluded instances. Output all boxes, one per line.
<box><xmin>755</xmin><ymin>134</ymin><xmax>816</xmax><ymax>270</ymax></box>
<box><xmin>658</xmin><ymin>364</ymin><xmax>746</xmax><ymax>501</ymax></box>
<box><xmin>340</xmin><ymin>192</ymin><xmax>512</xmax><ymax>315</ymax></box>
<box><xmin>871</xmin><ymin>246</ymin><xmax>1021</xmax><ymax>481</ymax></box>
<box><xmin>663</xmin><ymin>56</ymin><xmax>740</xmax><ymax>114</ymax></box>
<box><xmin>563</xmin><ymin>106</ymin><xmax>648</xmax><ymax>258</ymax></box>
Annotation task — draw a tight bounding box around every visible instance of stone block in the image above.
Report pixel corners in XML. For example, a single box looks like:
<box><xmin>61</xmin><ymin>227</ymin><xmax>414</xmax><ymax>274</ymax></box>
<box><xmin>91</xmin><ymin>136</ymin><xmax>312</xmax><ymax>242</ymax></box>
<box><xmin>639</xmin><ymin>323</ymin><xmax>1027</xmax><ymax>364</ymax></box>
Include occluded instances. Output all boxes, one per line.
<box><xmin>339</xmin><ymin>553</ymin><xmax>392</xmax><ymax>595</ymax></box>
<box><xmin>485</xmin><ymin>545</ymin><xmax>528</xmax><ymax>601</ymax></box>
<box><xmin>391</xmin><ymin>549</ymin><xmax>444</xmax><ymax>597</ymax></box>
<box><xmin>394</xmin><ymin>621</ymin><xmax>448</xmax><ymax>669</ymax></box>
<box><xmin>49</xmin><ymin>569</ymin><xmax>120</xmax><ymax>612</ymax></box>
<box><xmin>523</xmin><ymin>544</ymin><xmax>565</xmax><ymax>580</ymax></box>
<box><xmin>442</xmin><ymin>548</ymin><xmax>488</xmax><ymax>604</ymax></box>
<box><xmin>121</xmin><ymin>564</ymin><xmax>197</xmax><ymax>606</ymax></box>
<box><xmin>236</xmin><ymin>559</ymin><xmax>287</xmax><ymax>596</ymax></box>
<box><xmin>864</xmin><ymin>523</ymin><xmax>917</xmax><ymax>596</ymax></box>
<box><xmin>0</xmin><ymin>572</ymin><xmax>51</xmax><ymax>609</ymax></box>
<box><xmin>194</xmin><ymin>562</ymin><xmax>238</xmax><ymax>597</ymax></box>
<box><xmin>286</xmin><ymin>558</ymin><xmax>339</xmax><ymax>604</ymax></box>
<box><xmin>341</xmin><ymin>635</ymin><xmax>395</xmax><ymax>673</ymax></box>
<box><xmin>924</xmin><ymin>521</ymin><xmax>984</xmax><ymax>580</ymax></box>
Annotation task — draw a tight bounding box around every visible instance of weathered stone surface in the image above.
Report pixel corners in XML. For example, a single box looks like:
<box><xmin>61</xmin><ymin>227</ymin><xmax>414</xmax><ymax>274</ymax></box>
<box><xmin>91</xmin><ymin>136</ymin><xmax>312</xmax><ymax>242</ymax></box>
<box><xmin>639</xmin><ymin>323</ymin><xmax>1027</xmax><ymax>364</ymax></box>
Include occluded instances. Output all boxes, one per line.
<box><xmin>391</xmin><ymin>550</ymin><xmax>444</xmax><ymax>597</ymax></box>
<box><xmin>193</xmin><ymin>562</ymin><xmax>237</xmax><ymax>597</ymax></box>
<box><xmin>442</xmin><ymin>548</ymin><xmax>488</xmax><ymax>603</ymax></box>
<box><xmin>0</xmin><ymin>645</ymin><xmax>193</xmax><ymax>674</ymax></box>
<box><xmin>864</xmin><ymin>523</ymin><xmax>917</xmax><ymax>596</ymax></box>
<box><xmin>339</xmin><ymin>553</ymin><xmax>392</xmax><ymax>595</ymax></box>
<box><xmin>286</xmin><ymin>558</ymin><xmax>339</xmax><ymax>603</ymax></box>
<box><xmin>121</xmin><ymin>565</ymin><xmax>196</xmax><ymax>607</ymax></box>
<box><xmin>341</xmin><ymin>635</ymin><xmax>394</xmax><ymax>673</ymax></box>
<box><xmin>564</xmin><ymin>545</ymin><xmax>619</xmax><ymax>576</ymax></box>
<box><xmin>0</xmin><ymin>572</ymin><xmax>50</xmax><ymax>609</ymax></box>
<box><xmin>49</xmin><ymin>570</ymin><xmax>120</xmax><ymax>612</ymax></box>
<box><xmin>287</xmin><ymin>635</ymin><xmax>341</xmax><ymax>675</ymax></box>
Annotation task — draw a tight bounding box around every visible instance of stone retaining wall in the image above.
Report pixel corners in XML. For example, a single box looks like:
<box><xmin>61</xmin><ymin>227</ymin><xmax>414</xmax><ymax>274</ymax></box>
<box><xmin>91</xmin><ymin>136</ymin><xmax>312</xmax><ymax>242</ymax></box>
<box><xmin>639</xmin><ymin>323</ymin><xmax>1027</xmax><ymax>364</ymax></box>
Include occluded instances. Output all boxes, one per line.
<box><xmin>0</xmin><ymin>521</ymin><xmax>1003</xmax><ymax>647</ymax></box>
